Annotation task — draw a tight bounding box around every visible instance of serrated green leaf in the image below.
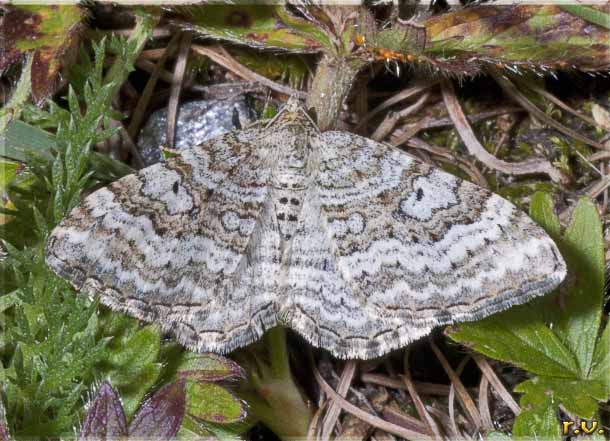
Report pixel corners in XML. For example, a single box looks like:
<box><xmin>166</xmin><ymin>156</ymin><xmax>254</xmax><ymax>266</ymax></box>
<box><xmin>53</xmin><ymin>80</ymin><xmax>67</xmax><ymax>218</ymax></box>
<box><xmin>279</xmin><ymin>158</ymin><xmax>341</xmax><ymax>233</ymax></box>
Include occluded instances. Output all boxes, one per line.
<box><xmin>448</xmin><ymin>305</ymin><xmax>579</xmax><ymax>377</ymax></box>
<box><xmin>589</xmin><ymin>323</ymin><xmax>609</xmax><ymax>388</ymax></box>
<box><xmin>512</xmin><ymin>379</ymin><xmax>561</xmax><ymax>439</ymax></box>
<box><xmin>555</xmin><ymin>198</ymin><xmax>605</xmax><ymax>376</ymax></box>
<box><xmin>516</xmin><ymin>377</ymin><xmax>605</xmax><ymax>419</ymax></box>
<box><xmin>186</xmin><ymin>381</ymin><xmax>247</xmax><ymax>425</ymax></box>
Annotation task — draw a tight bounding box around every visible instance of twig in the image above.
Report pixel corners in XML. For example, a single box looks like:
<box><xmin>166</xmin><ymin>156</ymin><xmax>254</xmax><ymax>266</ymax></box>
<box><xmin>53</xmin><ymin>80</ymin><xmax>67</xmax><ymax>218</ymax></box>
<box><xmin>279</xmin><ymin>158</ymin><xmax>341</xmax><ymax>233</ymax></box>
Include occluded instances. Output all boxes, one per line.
<box><xmin>372</xmin><ymin>92</ymin><xmax>430</xmax><ymax>141</ymax></box>
<box><xmin>447</xmin><ymin>356</ymin><xmax>471</xmax><ymax>437</ymax></box>
<box><xmin>405</xmin><ymin>106</ymin><xmax>524</xmax><ymax>133</ymax></box>
<box><xmin>307</xmin><ymin>402</ymin><xmax>327</xmax><ymax>441</ymax></box>
<box><xmin>312</xmin><ymin>361</ymin><xmax>434</xmax><ymax>440</ymax></box>
<box><xmin>488</xmin><ymin>67</ymin><xmax>608</xmax><ymax>151</ymax></box>
<box><xmin>430</xmin><ymin>339</ymin><xmax>482</xmax><ymax>429</ymax></box>
<box><xmin>478</xmin><ymin>374</ymin><xmax>494</xmax><ymax>431</ymax></box>
<box><xmin>191</xmin><ymin>45</ymin><xmax>307</xmax><ymax>99</ymax></box>
<box><xmin>356</xmin><ymin>83</ymin><xmax>436</xmax><ymax>131</ymax></box>
<box><xmin>321</xmin><ymin>361</ymin><xmax>358</xmax><ymax>441</ymax></box>
<box><xmin>129</xmin><ymin>33</ymin><xmax>181</xmax><ymax>140</ymax></box>
<box><xmin>472</xmin><ymin>354</ymin><xmax>521</xmax><ymax>416</ymax></box>
<box><xmin>382</xmin><ymin>405</ymin><xmax>430</xmax><ymax>434</ymax></box>
<box><xmin>403</xmin><ymin>350</ymin><xmax>444</xmax><ymax>440</ymax></box>
<box><xmin>441</xmin><ymin>78</ymin><xmax>566</xmax><ymax>183</ymax></box>
<box><xmin>361</xmin><ymin>373</ymin><xmax>457</xmax><ymax>396</ymax></box>
<box><xmin>167</xmin><ymin>32</ymin><xmax>192</xmax><ymax>149</ymax></box>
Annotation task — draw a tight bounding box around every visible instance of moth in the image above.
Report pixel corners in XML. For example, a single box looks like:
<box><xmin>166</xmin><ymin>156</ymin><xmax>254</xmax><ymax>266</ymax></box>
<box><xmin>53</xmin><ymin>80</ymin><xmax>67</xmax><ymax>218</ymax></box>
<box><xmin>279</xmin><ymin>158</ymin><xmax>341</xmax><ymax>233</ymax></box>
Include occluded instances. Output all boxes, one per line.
<box><xmin>46</xmin><ymin>100</ymin><xmax>566</xmax><ymax>359</ymax></box>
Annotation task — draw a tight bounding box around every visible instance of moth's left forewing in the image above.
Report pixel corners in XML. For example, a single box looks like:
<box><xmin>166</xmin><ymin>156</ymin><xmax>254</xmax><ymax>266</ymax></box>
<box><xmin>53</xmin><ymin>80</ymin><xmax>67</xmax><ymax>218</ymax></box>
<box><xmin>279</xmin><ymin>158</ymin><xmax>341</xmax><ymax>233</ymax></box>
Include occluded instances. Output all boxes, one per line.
<box><xmin>314</xmin><ymin>131</ymin><xmax>566</xmax><ymax>357</ymax></box>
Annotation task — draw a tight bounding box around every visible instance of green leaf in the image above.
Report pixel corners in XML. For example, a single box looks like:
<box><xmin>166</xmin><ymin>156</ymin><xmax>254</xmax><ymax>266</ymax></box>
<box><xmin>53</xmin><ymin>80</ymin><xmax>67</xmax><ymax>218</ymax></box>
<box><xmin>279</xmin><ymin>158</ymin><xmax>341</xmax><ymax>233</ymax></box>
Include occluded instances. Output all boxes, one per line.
<box><xmin>448</xmin><ymin>194</ymin><xmax>608</xmax><ymax>436</ymax></box>
<box><xmin>558</xmin><ymin>5</ymin><xmax>610</xmax><ymax>29</ymax></box>
<box><xmin>186</xmin><ymin>381</ymin><xmax>247</xmax><ymax>424</ymax></box>
<box><xmin>177</xmin><ymin>352</ymin><xmax>244</xmax><ymax>383</ymax></box>
<box><xmin>168</xmin><ymin>5</ymin><xmax>330</xmax><ymax>52</ymax></box>
<box><xmin>97</xmin><ymin>318</ymin><xmax>162</xmax><ymax>418</ymax></box>
<box><xmin>529</xmin><ymin>192</ymin><xmax>561</xmax><ymax>240</ymax></box>
<box><xmin>512</xmin><ymin>379</ymin><xmax>561</xmax><ymax>439</ymax></box>
<box><xmin>449</xmin><ymin>305</ymin><xmax>580</xmax><ymax>377</ymax></box>
<box><xmin>555</xmin><ymin>198</ymin><xmax>605</xmax><ymax>376</ymax></box>
<box><xmin>589</xmin><ymin>323</ymin><xmax>610</xmax><ymax>389</ymax></box>
<box><xmin>0</xmin><ymin>161</ymin><xmax>20</xmax><ymax>190</ymax></box>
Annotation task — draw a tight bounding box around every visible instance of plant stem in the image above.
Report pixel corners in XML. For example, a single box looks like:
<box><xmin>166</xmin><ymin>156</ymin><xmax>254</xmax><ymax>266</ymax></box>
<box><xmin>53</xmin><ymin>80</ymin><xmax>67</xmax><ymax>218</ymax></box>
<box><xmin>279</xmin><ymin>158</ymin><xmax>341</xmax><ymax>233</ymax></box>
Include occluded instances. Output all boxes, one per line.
<box><xmin>306</xmin><ymin>55</ymin><xmax>365</xmax><ymax>131</ymax></box>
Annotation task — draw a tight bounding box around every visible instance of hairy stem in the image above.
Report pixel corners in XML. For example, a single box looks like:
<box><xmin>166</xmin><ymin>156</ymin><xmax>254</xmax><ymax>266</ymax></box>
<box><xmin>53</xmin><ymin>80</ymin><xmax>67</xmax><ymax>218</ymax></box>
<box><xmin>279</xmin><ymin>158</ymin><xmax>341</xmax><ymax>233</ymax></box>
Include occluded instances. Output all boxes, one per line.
<box><xmin>306</xmin><ymin>55</ymin><xmax>364</xmax><ymax>131</ymax></box>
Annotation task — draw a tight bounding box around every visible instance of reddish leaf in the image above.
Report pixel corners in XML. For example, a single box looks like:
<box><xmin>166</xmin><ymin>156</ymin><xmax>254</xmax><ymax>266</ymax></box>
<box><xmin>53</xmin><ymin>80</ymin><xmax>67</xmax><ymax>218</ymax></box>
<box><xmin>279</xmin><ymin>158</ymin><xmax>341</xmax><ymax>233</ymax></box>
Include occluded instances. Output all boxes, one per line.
<box><xmin>80</xmin><ymin>382</ymin><xmax>128</xmax><ymax>440</ymax></box>
<box><xmin>0</xmin><ymin>5</ymin><xmax>84</xmax><ymax>104</ymax></box>
<box><xmin>128</xmin><ymin>380</ymin><xmax>186</xmax><ymax>438</ymax></box>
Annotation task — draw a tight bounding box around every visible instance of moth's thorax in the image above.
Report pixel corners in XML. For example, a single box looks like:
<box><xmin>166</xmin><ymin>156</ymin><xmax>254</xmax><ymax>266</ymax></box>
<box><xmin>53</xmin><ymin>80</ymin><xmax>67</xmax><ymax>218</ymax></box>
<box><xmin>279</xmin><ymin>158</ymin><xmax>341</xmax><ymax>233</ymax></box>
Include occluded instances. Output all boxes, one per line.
<box><xmin>270</xmin><ymin>124</ymin><xmax>315</xmax><ymax>241</ymax></box>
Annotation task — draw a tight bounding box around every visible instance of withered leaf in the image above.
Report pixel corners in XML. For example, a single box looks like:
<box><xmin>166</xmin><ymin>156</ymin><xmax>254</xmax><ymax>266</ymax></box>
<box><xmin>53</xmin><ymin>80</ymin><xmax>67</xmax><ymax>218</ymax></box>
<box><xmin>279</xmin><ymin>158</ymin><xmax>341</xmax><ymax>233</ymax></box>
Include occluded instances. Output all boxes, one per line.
<box><xmin>0</xmin><ymin>4</ymin><xmax>84</xmax><ymax>104</ymax></box>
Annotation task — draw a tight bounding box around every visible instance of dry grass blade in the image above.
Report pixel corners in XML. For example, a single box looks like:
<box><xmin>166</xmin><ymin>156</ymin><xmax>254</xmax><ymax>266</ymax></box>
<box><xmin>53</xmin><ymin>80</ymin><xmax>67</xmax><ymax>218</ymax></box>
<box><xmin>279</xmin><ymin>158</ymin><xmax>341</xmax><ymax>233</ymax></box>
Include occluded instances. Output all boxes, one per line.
<box><xmin>129</xmin><ymin>33</ymin><xmax>181</xmax><ymax>140</ymax></box>
<box><xmin>371</xmin><ymin>93</ymin><xmax>430</xmax><ymax>141</ymax></box>
<box><xmin>166</xmin><ymin>32</ymin><xmax>192</xmax><ymax>149</ymax></box>
<box><xmin>403</xmin><ymin>350</ymin><xmax>444</xmax><ymax>440</ymax></box>
<box><xmin>488</xmin><ymin>67</ymin><xmax>608</xmax><ymax>151</ymax></box>
<box><xmin>447</xmin><ymin>356</ymin><xmax>470</xmax><ymax>437</ymax></box>
<box><xmin>321</xmin><ymin>361</ymin><xmax>358</xmax><ymax>441</ymax></box>
<box><xmin>429</xmin><ymin>339</ymin><xmax>482</xmax><ymax>429</ymax></box>
<box><xmin>312</xmin><ymin>362</ymin><xmax>434</xmax><ymax>440</ymax></box>
<box><xmin>589</xmin><ymin>151</ymin><xmax>610</xmax><ymax>162</ymax></box>
<box><xmin>408</xmin><ymin>107</ymin><xmax>524</xmax><ymax>132</ymax></box>
<box><xmin>441</xmin><ymin>78</ymin><xmax>565</xmax><ymax>183</ymax></box>
<box><xmin>361</xmin><ymin>373</ymin><xmax>455</xmax><ymax>397</ymax></box>
<box><xmin>308</xmin><ymin>401</ymin><xmax>327</xmax><ymax>441</ymax></box>
<box><xmin>356</xmin><ymin>83</ymin><xmax>435</xmax><ymax>131</ymax></box>
<box><xmin>478</xmin><ymin>373</ymin><xmax>494</xmax><ymax>431</ymax></box>
<box><xmin>382</xmin><ymin>405</ymin><xmax>430</xmax><ymax>434</ymax></box>
<box><xmin>191</xmin><ymin>45</ymin><xmax>307</xmax><ymax>99</ymax></box>
<box><xmin>472</xmin><ymin>354</ymin><xmax>520</xmax><ymax>416</ymax></box>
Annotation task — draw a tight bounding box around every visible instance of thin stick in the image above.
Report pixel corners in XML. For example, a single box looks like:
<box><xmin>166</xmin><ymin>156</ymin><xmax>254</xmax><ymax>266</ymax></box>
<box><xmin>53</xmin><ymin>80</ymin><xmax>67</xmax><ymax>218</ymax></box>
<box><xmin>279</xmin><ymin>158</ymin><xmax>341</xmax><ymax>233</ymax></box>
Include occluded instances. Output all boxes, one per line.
<box><xmin>166</xmin><ymin>32</ymin><xmax>192</xmax><ymax>149</ymax></box>
<box><xmin>191</xmin><ymin>45</ymin><xmax>307</xmax><ymax>99</ymax></box>
<box><xmin>430</xmin><ymin>339</ymin><xmax>482</xmax><ymax>429</ymax></box>
<box><xmin>441</xmin><ymin>78</ymin><xmax>565</xmax><ymax>183</ymax></box>
<box><xmin>361</xmin><ymin>373</ymin><xmax>456</xmax><ymax>396</ymax></box>
<box><xmin>321</xmin><ymin>361</ymin><xmax>358</xmax><ymax>441</ymax></box>
<box><xmin>403</xmin><ymin>350</ymin><xmax>444</xmax><ymax>440</ymax></box>
<box><xmin>371</xmin><ymin>92</ymin><xmax>430</xmax><ymax>141</ymax></box>
<box><xmin>472</xmin><ymin>354</ymin><xmax>521</xmax><ymax>416</ymax></box>
<box><xmin>356</xmin><ymin>83</ymin><xmax>436</xmax><ymax>130</ymax></box>
<box><xmin>312</xmin><ymin>362</ymin><xmax>434</xmax><ymax>441</ymax></box>
<box><xmin>478</xmin><ymin>374</ymin><xmax>494</xmax><ymax>431</ymax></box>
<box><xmin>129</xmin><ymin>33</ymin><xmax>181</xmax><ymax>140</ymax></box>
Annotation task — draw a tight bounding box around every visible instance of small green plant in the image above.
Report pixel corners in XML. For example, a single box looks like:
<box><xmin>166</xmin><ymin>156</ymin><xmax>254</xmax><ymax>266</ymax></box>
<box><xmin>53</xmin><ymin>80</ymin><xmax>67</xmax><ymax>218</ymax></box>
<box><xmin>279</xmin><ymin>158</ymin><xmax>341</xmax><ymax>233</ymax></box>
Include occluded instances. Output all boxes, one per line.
<box><xmin>0</xmin><ymin>32</ymin><xmax>164</xmax><ymax>438</ymax></box>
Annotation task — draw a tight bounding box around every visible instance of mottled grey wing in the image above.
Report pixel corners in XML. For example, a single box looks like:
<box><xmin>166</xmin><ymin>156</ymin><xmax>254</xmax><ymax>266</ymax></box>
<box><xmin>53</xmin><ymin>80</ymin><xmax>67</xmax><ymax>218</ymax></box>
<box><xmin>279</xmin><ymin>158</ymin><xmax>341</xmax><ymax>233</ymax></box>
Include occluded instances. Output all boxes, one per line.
<box><xmin>285</xmin><ymin>131</ymin><xmax>566</xmax><ymax>359</ymax></box>
<box><xmin>46</xmin><ymin>129</ymin><xmax>280</xmax><ymax>354</ymax></box>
